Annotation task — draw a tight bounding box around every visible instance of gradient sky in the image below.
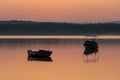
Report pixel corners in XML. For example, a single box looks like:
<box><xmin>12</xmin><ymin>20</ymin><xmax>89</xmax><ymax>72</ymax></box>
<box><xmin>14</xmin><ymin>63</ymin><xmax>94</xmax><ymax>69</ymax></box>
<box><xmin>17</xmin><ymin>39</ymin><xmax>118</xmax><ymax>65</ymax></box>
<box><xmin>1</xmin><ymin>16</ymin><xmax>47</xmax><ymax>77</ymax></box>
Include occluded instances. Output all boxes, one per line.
<box><xmin>0</xmin><ymin>0</ymin><xmax>120</xmax><ymax>23</ymax></box>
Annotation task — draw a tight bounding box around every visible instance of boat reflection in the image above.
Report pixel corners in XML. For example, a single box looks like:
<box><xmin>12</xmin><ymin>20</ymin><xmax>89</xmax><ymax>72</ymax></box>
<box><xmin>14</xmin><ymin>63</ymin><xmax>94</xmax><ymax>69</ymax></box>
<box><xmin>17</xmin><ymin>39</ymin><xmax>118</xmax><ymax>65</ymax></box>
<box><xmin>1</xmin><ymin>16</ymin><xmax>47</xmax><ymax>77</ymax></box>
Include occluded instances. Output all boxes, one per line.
<box><xmin>84</xmin><ymin>47</ymin><xmax>98</xmax><ymax>55</ymax></box>
<box><xmin>28</xmin><ymin>56</ymin><xmax>53</xmax><ymax>62</ymax></box>
<box><xmin>84</xmin><ymin>49</ymin><xmax>99</xmax><ymax>63</ymax></box>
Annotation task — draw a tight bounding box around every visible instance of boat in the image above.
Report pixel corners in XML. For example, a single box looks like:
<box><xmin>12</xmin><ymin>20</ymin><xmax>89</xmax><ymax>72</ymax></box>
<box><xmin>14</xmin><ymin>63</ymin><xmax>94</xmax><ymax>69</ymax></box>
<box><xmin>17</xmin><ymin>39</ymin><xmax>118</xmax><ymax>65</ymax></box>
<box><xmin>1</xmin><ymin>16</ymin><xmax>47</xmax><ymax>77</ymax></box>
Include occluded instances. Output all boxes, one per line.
<box><xmin>27</xmin><ymin>50</ymin><xmax>52</xmax><ymax>57</ymax></box>
<box><xmin>28</xmin><ymin>56</ymin><xmax>52</xmax><ymax>62</ymax></box>
<box><xmin>84</xmin><ymin>40</ymin><xmax>98</xmax><ymax>49</ymax></box>
<box><xmin>83</xmin><ymin>40</ymin><xmax>98</xmax><ymax>56</ymax></box>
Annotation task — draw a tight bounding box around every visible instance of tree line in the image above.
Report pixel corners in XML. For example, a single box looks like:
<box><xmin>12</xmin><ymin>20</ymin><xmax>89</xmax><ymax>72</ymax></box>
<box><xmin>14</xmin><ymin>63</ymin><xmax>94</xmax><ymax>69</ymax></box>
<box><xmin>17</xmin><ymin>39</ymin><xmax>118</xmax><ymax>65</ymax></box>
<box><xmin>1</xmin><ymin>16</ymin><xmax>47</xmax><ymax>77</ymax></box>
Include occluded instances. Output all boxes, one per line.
<box><xmin>0</xmin><ymin>21</ymin><xmax>120</xmax><ymax>35</ymax></box>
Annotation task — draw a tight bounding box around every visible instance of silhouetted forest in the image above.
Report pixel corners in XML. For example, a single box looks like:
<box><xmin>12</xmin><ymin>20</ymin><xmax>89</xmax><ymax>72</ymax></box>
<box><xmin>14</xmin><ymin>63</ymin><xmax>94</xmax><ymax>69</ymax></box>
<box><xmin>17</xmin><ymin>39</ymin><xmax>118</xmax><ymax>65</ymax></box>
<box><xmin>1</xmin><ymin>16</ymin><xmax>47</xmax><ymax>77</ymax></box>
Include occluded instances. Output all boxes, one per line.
<box><xmin>0</xmin><ymin>20</ymin><xmax>120</xmax><ymax>35</ymax></box>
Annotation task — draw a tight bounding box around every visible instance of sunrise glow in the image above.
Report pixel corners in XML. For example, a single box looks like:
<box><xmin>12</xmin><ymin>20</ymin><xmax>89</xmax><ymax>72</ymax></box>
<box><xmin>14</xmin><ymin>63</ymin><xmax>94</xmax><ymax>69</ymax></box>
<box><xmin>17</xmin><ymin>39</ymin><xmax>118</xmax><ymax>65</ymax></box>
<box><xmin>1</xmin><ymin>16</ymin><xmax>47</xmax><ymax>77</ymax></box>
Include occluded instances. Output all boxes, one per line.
<box><xmin>0</xmin><ymin>0</ymin><xmax>120</xmax><ymax>23</ymax></box>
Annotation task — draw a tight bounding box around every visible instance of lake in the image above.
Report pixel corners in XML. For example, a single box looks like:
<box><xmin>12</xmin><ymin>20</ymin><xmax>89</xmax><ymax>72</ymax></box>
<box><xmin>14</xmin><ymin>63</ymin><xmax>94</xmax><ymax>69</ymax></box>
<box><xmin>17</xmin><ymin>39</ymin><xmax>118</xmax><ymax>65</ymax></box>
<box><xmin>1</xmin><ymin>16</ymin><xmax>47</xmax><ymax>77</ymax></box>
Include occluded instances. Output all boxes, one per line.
<box><xmin>0</xmin><ymin>37</ymin><xmax>120</xmax><ymax>80</ymax></box>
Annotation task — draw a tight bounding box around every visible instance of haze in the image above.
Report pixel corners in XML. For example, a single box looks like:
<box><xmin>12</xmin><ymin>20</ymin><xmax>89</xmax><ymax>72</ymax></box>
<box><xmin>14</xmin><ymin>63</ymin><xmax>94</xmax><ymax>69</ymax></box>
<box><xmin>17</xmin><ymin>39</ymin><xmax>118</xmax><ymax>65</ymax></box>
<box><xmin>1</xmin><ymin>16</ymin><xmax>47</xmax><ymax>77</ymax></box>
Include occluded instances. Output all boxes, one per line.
<box><xmin>0</xmin><ymin>0</ymin><xmax>120</xmax><ymax>23</ymax></box>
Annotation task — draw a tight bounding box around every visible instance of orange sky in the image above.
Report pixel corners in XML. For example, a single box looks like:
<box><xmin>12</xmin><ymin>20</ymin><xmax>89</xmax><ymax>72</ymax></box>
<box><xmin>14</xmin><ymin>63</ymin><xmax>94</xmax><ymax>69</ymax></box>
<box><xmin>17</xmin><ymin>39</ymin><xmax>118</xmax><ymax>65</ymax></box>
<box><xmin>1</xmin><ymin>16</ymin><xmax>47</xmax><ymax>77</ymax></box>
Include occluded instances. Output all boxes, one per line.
<box><xmin>0</xmin><ymin>0</ymin><xmax>120</xmax><ymax>23</ymax></box>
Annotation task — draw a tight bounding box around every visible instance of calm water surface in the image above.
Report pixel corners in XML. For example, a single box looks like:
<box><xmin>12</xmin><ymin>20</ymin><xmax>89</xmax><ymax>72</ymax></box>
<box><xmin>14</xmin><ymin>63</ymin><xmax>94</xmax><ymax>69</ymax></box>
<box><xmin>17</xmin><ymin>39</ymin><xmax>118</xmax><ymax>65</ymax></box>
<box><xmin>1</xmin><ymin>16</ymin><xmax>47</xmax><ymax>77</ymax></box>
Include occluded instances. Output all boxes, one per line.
<box><xmin>0</xmin><ymin>39</ymin><xmax>120</xmax><ymax>80</ymax></box>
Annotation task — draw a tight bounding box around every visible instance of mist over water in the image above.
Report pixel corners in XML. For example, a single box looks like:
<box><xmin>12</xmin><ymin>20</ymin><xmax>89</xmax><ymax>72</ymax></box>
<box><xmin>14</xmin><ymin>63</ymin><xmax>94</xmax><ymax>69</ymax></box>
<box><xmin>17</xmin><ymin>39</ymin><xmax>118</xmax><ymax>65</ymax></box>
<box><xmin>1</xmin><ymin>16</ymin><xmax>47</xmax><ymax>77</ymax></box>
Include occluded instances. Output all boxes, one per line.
<box><xmin>0</xmin><ymin>39</ymin><xmax>120</xmax><ymax>80</ymax></box>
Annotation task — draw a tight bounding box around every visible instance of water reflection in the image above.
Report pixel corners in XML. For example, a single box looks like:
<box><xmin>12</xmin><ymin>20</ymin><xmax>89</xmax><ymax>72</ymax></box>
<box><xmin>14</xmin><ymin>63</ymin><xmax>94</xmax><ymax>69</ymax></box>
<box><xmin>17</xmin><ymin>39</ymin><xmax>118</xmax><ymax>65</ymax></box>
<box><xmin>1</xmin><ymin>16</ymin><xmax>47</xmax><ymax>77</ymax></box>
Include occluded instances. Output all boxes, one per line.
<box><xmin>0</xmin><ymin>39</ymin><xmax>120</xmax><ymax>80</ymax></box>
<box><xmin>84</xmin><ymin>48</ymin><xmax>98</xmax><ymax>55</ymax></box>
<box><xmin>84</xmin><ymin>48</ymin><xmax>99</xmax><ymax>63</ymax></box>
<box><xmin>28</xmin><ymin>56</ymin><xmax>53</xmax><ymax>62</ymax></box>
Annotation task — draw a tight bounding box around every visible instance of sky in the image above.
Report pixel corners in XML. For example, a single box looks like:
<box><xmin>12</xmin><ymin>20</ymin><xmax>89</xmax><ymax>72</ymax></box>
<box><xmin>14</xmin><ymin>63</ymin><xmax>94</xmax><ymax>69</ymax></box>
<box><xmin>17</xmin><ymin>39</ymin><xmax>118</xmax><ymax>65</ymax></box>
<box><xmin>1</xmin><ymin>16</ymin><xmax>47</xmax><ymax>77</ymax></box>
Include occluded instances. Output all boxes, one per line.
<box><xmin>0</xmin><ymin>0</ymin><xmax>120</xmax><ymax>23</ymax></box>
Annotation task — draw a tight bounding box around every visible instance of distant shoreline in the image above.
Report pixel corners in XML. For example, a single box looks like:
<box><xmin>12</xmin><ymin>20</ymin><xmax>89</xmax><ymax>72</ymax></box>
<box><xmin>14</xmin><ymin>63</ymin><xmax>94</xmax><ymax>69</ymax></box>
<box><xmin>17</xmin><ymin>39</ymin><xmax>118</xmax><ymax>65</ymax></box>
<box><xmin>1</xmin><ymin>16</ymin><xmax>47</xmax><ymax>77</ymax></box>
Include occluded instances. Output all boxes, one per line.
<box><xmin>0</xmin><ymin>21</ymin><xmax>120</xmax><ymax>35</ymax></box>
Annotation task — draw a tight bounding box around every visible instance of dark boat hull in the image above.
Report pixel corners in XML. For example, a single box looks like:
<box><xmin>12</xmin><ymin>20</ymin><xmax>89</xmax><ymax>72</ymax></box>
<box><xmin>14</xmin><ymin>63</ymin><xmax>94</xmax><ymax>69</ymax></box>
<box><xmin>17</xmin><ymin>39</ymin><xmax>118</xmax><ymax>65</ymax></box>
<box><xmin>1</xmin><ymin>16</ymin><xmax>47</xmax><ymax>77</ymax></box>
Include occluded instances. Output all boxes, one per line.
<box><xmin>84</xmin><ymin>41</ymin><xmax>98</xmax><ymax>49</ymax></box>
<box><xmin>28</xmin><ymin>50</ymin><xmax>52</xmax><ymax>57</ymax></box>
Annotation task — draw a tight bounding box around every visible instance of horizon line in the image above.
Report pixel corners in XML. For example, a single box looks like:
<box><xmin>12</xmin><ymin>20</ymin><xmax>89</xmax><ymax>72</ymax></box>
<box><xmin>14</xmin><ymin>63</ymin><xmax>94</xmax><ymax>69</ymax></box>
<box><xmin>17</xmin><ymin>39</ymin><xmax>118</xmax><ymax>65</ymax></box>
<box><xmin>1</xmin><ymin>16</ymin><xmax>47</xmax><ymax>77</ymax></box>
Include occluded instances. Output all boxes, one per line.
<box><xmin>0</xmin><ymin>20</ymin><xmax>119</xmax><ymax>24</ymax></box>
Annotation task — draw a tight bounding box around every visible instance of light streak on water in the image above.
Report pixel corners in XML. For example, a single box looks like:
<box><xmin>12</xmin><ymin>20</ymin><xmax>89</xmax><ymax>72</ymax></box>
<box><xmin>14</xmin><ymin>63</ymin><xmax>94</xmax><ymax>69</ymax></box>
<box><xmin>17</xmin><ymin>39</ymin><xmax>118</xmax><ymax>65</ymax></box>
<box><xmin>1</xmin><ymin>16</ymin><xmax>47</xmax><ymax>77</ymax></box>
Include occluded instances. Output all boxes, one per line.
<box><xmin>0</xmin><ymin>35</ymin><xmax>120</xmax><ymax>39</ymax></box>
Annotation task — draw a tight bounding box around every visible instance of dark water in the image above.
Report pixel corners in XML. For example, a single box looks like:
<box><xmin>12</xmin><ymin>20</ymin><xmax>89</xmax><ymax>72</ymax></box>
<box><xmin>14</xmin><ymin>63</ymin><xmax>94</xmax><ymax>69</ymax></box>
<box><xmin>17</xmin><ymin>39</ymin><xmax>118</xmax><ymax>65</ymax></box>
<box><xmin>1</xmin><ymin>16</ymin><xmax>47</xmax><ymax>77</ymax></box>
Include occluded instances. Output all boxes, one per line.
<box><xmin>0</xmin><ymin>39</ymin><xmax>120</xmax><ymax>80</ymax></box>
